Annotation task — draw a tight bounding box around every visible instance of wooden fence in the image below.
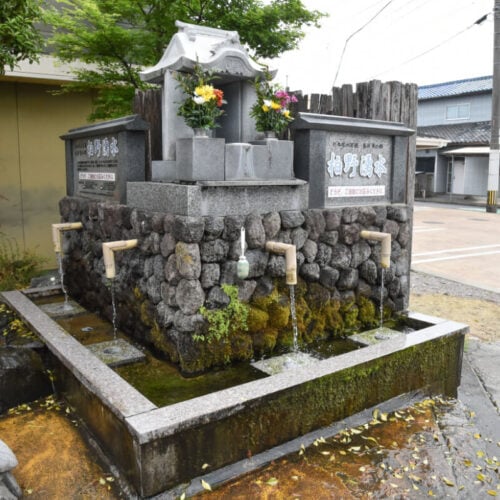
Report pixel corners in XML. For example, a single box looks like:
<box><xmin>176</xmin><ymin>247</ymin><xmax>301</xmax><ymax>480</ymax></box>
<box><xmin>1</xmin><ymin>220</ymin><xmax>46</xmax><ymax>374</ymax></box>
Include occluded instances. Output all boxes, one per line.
<box><xmin>133</xmin><ymin>80</ymin><xmax>417</xmax><ymax>195</ymax></box>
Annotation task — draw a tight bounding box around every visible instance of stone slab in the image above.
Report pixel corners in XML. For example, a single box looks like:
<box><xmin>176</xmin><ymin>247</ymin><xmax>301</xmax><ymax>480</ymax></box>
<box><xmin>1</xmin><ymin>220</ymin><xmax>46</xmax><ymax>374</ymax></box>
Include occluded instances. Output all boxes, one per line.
<box><xmin>87</xmin><ymin>339</ymin><xmax>146</xmax><ymax>368</ymax></box>
<box><xmin>350</xmin><ymin>326</ymin><xmax>406</xmax><ymax>346</ymax></box>
<box><xmin>39</xmin><ymin>300</ymin><xmax>86</xmax><ymax>319</ymax></box>
<box><xmin>252</xmin><ymin>352</ymin><xmax>317</xmax><ymax>375</ymax></box>
<box><xmin>127</xmin><ymin>180</ymin><xmax>308</xmax><ymax>216</ymax></box>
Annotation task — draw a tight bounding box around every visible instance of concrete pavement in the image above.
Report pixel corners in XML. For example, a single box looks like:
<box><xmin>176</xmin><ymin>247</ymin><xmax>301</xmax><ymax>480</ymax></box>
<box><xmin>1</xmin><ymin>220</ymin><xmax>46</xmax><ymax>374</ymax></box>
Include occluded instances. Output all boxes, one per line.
<box><xmin>412</xmin><ymin>201</ymin><xmax>500</xmax><ymax>497</ymax></box>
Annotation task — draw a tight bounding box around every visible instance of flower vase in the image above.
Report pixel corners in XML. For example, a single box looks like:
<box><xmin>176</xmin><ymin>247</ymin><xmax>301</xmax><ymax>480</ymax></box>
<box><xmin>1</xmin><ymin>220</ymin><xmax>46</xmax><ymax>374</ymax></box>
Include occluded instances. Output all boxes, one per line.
<box><xmin>264</xmin><ymin>130</ymin><xmax>277</xmax><ymax>140</ymax></box>
<box><xmin>193</xmin><ymin>127</ymin><xmax>209</xmax><ymax>138</ymax></box>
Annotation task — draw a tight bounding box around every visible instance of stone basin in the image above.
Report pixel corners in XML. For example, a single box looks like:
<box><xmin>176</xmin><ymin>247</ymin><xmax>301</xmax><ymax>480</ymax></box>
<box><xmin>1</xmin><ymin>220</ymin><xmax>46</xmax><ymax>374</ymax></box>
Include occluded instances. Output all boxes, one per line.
<box><xmin>0</xmin><ymin>289</ymin><xmax>467</xmax><ymax>498</ymax></box>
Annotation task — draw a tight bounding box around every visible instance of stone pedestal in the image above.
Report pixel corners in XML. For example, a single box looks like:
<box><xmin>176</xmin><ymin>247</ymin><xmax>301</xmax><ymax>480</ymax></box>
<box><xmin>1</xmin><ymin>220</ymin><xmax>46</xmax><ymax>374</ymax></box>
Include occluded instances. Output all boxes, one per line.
<box><xmin>251</xmin><ymin>139</ymin><xmax>294</xmax><ymax>179</ymax></box>
<box><xmin>176</xmin><ymin>137</ymin><xmax>225</xmax><ymax>181</ymax></box>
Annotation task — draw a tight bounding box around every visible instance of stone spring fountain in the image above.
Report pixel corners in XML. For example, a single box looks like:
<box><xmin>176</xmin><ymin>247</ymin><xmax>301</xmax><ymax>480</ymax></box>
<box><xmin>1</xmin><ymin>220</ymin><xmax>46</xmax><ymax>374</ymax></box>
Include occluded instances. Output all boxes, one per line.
<box><xmin>1</xmin><ymin>21</ymin><xmax>467</xmax><ymax>498</ymax></box>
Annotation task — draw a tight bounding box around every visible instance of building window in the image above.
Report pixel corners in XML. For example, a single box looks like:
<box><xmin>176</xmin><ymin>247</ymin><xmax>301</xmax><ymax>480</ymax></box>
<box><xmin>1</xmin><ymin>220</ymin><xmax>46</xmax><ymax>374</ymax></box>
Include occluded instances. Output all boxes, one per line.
<box><xmin>445</xmin><ymin>103</ymin><xmax>470</xmax><ymax>120</ymax></box>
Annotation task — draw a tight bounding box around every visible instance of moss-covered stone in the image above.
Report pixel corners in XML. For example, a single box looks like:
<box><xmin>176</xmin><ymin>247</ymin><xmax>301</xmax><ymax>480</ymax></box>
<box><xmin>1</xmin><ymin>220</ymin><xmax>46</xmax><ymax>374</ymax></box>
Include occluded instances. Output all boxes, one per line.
<box><xmin>268</xmin><ymin>301</ymin><xmax>290</xmax><ymax>329</ymax></box>
<box><xmin>251</xmin><ymin>329</ymin><xmax>279</xmax><ymax>355</ymax></box>
<box><xmin>340</xmin><ymin>301</ymin><xmax>359</xmax><ymax>331</ymax></box>
<box><xmin>358</xmin><ymin>295</ymin><xmax>378</xmax><ymax>328</ymax></box>
<box><xmin>247</xmin><ymin>306</ymin><xmax>269</xmax><ymax>331</ymax></box>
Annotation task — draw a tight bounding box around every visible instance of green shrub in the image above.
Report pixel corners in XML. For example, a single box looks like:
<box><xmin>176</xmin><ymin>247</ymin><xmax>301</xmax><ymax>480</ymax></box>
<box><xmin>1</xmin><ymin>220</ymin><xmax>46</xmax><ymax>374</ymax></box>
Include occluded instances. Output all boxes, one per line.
<box><xmin>195</xmin><ymin>284</ymin><xmax>249</xmax><ymax>343</ymax></box>
<box><xmin>0</xmin><ymin>233</ymin><xmax>46</xmax><ymax>291</ymax></box>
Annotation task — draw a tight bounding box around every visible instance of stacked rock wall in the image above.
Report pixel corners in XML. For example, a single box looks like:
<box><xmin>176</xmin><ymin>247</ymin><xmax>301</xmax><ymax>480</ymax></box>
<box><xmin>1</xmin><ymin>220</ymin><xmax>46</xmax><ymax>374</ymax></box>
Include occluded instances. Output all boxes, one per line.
<box><xmin>60</xmin><ymin>196</ymin><xmax>411</xmax><ymax>374</ymax></box>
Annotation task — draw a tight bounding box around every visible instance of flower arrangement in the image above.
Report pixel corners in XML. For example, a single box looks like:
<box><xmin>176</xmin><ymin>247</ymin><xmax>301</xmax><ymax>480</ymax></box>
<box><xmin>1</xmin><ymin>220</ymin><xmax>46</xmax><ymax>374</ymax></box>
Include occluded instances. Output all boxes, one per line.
<box><xmin>176</xmin><ymin>65</ymin><xmax>225</xmax><ymax>130</ymax></box>
<box><xmin>250</xmin><ymin>71</ymin><xmax>298</xmax><ymax>134</ymax></box>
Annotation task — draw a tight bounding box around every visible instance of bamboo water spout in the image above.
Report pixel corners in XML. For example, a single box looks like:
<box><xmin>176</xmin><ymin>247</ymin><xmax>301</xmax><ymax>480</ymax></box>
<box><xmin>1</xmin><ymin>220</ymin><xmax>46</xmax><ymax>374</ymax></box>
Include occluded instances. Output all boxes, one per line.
<box><xmin>265</xmin><ymin>241</ymin><xmax>297</xmax><ymax>285</ymax></box>
<box><xmin>360</xmin><ymin>230</ymin><xmax>391</xmax><ymax>268</ymax></box>
<box><xmin>51</xmin><ymin>222</ymin><xmax>83</xmax><ymax>253</ymax></box>
<box><xmin>102</xmin><ymin>240</ymin><xmax>138</xmax><ymax>279</ymax></box>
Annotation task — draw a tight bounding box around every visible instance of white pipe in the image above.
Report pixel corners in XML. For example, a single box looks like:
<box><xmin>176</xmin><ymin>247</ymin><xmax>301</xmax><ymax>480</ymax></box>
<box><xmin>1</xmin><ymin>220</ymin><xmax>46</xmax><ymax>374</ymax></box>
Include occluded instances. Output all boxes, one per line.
<box><xmin>102</xmin><ymin>240</ymin><xmax>138</xmax><ymax>279</ymax></box>
<box><xmin>360</xmin><ymin>230</ymin><xmax>391</xmax><ymax>269</ymax></box>
<box><xmin>52</xmin><ymin>222</ymin><xmax>83</xmax><ymax>253</ymax></box>
<box><xmin>265</xmin><ymin>241</ymin><xmax>297</xmax><ymax>285</ymax></box>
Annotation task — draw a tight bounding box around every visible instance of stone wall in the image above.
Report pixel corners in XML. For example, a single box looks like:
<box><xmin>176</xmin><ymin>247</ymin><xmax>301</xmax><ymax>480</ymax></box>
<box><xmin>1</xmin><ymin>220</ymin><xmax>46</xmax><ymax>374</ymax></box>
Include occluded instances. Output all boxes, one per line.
<box><xmin>60</xmin><ymin>196</ymin><xmax>411</xmax><ymax>374</ymax></box>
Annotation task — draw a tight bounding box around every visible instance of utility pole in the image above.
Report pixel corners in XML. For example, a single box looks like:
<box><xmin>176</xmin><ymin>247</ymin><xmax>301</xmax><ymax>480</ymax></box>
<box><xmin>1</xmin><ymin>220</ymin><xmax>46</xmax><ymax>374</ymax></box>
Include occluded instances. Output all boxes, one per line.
<box><xmin>487</xmin><ymin>0</ymin><xmax>500</xmax><ymax>213</ymax></box>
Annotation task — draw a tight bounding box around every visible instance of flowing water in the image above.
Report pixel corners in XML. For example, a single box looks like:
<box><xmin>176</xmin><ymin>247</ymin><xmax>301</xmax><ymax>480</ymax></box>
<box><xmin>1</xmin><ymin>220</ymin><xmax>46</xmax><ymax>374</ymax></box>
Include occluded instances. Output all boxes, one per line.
<box><xmin>56</xmin><ymin>252</ymin><xmax>70</xmax><ymax>307</ymax></box>
<box><xmin>110</xmin><ymin>280</ymin><xmax>118</xmax><ymax>340</ymax></box>
<box><xmin>379</xmin><ymin>267</ymin><xmax>385</xmax><ymax>328</ymax></box>
<box><xmin>289</xmin><ymin>284</ymin><xmax>299</xmax><ymax>351</ymax></box>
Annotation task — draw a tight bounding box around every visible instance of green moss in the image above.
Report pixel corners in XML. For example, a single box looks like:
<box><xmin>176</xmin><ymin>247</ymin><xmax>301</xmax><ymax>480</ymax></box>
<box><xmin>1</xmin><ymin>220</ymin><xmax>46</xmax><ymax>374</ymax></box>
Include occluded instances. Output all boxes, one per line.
<box><xmin>197</xmin><ymin>284</ymin><xmax>249</xmax><ymax>344</ymax></box>
<box><xmin>268</xmin><ymin>301</ymin><xmax>290</xmax><ymax>329</ymax></box>
<box><xmin>150</xmin><ymin>320</ymin><xmax>179</xmax><ymax>363</ymax></box>
<box><xmin>252</xmin><ymin>329</ymin><xmax>279</xmax><ymax>355</ymax></box>
<box><xmin>358</xmin><ymin>295</ymin><xmax>378</xmax><ymax>328</ymax></box>
<box><xmin>323</xmin><ymin>300</ymin><xmax>345</xmax><ymax>336</ymax></box>
<box><xmin>140</xmin><ymin>300</ymin><xmax>155</xmax><ymax>327</ymax></box>
<box><xmin>247</xmin><ymin>306</ymin><xmax>269</xmax><ymax>331</ymax></box>
<box><xmin>340</xmin><ymin>300</ymin><xmax>359</xmax><ymax>331</ymax></box>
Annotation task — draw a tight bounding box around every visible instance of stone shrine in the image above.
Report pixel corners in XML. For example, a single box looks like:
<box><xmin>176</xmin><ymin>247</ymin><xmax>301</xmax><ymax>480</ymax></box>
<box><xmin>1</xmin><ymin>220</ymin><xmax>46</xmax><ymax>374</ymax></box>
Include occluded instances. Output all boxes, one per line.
<box><xmin>139</xmin><ymin>21</ymin><xmax>298</xmax><ymax>188</ymax></box>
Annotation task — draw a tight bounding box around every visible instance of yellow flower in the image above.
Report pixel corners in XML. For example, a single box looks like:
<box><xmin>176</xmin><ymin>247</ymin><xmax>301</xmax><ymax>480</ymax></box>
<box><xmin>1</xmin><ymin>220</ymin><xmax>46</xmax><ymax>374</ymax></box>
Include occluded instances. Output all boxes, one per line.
<box><xmin>262</xmin><ymin>104</ymin><xmax>270</xmax><ymax>112</ymax></box>
<box><xmin>282</xmin><ymin>109</ymin><xmax>291</xmax><ymax>118</ymax></box>
<box><xmin>270</xmin><ymin>101</ymin><xmax>281</xmax><ymax>111</ymax></box>
<box><xmin>195</xmin><ymin>85</ymin><xmax>216</xmax><ymax>102</ymax></box>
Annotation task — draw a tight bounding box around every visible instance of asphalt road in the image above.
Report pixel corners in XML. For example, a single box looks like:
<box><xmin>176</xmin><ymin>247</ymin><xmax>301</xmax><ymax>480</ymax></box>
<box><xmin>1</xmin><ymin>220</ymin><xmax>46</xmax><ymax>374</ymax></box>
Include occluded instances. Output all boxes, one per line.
<box><xmin>411</xmin><ymin>202</ymin><xmax>500</xmax><ymax>294</ymax></box>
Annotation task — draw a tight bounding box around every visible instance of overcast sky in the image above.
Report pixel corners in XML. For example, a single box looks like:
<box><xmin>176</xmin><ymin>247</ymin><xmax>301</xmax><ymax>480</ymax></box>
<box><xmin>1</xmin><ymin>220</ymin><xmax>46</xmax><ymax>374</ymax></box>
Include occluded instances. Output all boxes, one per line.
<box><xmin>272</xmin><ymin>0</ymin><xmax>493</xmax><ymax>93</ymax></box>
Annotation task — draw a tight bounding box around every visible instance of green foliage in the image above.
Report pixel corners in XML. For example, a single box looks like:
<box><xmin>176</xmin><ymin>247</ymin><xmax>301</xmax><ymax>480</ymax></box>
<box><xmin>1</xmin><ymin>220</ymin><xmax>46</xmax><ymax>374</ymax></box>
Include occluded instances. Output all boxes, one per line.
<box><xmin>0</xmin><ymin>233</ymin><xmax>46</xmax><ymax>291</ymax></box>
<box><xmin>196</xmin><ymin>284</ymin><xmax>249</xmax><ymax>344</ymax></box>
<box><xmin>0</xmin><ymin>0</ymin><xmax>44</xmax><ymax>74</ymax></box>
<box><xmin>176</xmin><ymin>64</ymin><xmax>225</xmax><ymax>129</ymax></box>
<box><xmin>44</xmin><ymin>0</ymin><xmax>325</xmax><ymax>119</ymax></box>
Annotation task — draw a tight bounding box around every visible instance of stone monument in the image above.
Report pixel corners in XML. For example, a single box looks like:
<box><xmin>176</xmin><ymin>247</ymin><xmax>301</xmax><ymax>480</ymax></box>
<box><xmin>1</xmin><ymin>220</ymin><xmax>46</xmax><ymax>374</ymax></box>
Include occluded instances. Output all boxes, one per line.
<box><xmin>61</xmin><ymin>115</ymin><xmax>148</xmax><ymax>204</ymax></box>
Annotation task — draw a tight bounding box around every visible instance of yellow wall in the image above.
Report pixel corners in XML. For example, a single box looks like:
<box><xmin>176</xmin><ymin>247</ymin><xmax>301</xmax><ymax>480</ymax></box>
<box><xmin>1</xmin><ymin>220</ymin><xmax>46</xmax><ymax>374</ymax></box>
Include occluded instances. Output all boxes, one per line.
<box><xmin>0</xmin><ymin>82</ymin><xmax>93</xmax><ymax>267</ymax></box>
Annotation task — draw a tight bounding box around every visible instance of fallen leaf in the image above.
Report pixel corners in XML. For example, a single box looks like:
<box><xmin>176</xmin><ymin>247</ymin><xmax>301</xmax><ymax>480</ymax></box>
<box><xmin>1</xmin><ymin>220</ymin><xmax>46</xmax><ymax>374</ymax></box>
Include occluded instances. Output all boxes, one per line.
<box><xmin>477</xmin><ymin>451</ymin><xmax>486</xmax><ymax>458</ymax></box>
<box><xmin>201</xmin><ymin>463</ymin><xmax>210</xmax><ymax>470</ymax></box>
<box><xmin>487</xmin><ymin>490</ymin><xmax>497</xmax><ymax>496</ymax></box>
<box><xmin>180</xmin><ymin>493</ymin><xmax>186</xmax><ymax>500</ymax></box>
<box><xmin>442</xmin><ymin>477</ymin><xmax>455</xmax><ymax>487</ymax></box>
<box><xmin>474</xmin><ymin>433</ymin><xmax>482</xmax><ymax>439</ymax></box>
<box><xmin>463</xmin><ymin>459</ymin><xmax>473</xmax><ymax>467</ymax></box>
<box><xmin>266</xmin><ymin>477</ymin><xmax>279</xmax><ymax>486</ymax></box>
<box><xmin>201</xmin><ymin>479</ymin><xmax>212</xmax><ymax>491</ymax></box>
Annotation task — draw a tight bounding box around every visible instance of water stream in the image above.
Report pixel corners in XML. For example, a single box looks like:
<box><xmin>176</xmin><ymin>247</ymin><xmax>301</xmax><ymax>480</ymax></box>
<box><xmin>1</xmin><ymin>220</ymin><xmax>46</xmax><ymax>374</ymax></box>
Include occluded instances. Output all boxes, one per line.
<box><xmin>289</xmin><ymin>284</ymin><xmax>299</xmax><ymax>351</ymax></box>
<box><xmin>379</xmin><ymin>267</ymin><xmax>385</xmax><ymax>328</ymax></box>
<box><xmin>110</xmin><ymin>280</ymin><xmax>118</xmax><ymax>340</ymax></box>
<box><xmin>56</xmin><ymin>252</ymin><xmax>70</xmax><ymax>307</ymax></box>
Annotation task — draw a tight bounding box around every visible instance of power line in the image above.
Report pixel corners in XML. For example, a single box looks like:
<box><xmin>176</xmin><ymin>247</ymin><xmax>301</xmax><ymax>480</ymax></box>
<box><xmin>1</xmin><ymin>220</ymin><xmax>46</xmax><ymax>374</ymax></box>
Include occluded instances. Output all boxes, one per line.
<box><xmin>370</xmin><ymin>11</ymin><xmax>491</xmax><ymax>79</ymax></box>
<box><xmin>332</xmin><ymin>0</ymin><xmax>395</xmax><ymax>87</ymax></box>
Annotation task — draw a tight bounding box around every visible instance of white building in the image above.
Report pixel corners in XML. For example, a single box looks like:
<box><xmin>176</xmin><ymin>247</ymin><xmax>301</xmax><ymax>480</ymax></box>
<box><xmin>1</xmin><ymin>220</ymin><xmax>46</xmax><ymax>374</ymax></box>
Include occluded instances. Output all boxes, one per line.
<box><xmin>416</xmin><ymin>76</ymin><xmax>494</xmax><ymax>198</ymax></box>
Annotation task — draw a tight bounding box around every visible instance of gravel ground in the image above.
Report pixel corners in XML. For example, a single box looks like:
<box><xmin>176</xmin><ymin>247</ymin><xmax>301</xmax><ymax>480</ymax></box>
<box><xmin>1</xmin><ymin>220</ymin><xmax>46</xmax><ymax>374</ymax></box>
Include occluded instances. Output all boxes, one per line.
<box><xmin>409</xmin><ymin>270</ymin><xmax>500</xmax><ymax>342</ymax></box>
<box><xmin>410</xmin><ymin>270</ymin><xmax>500</xmax><ymax>304</ymax></box>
